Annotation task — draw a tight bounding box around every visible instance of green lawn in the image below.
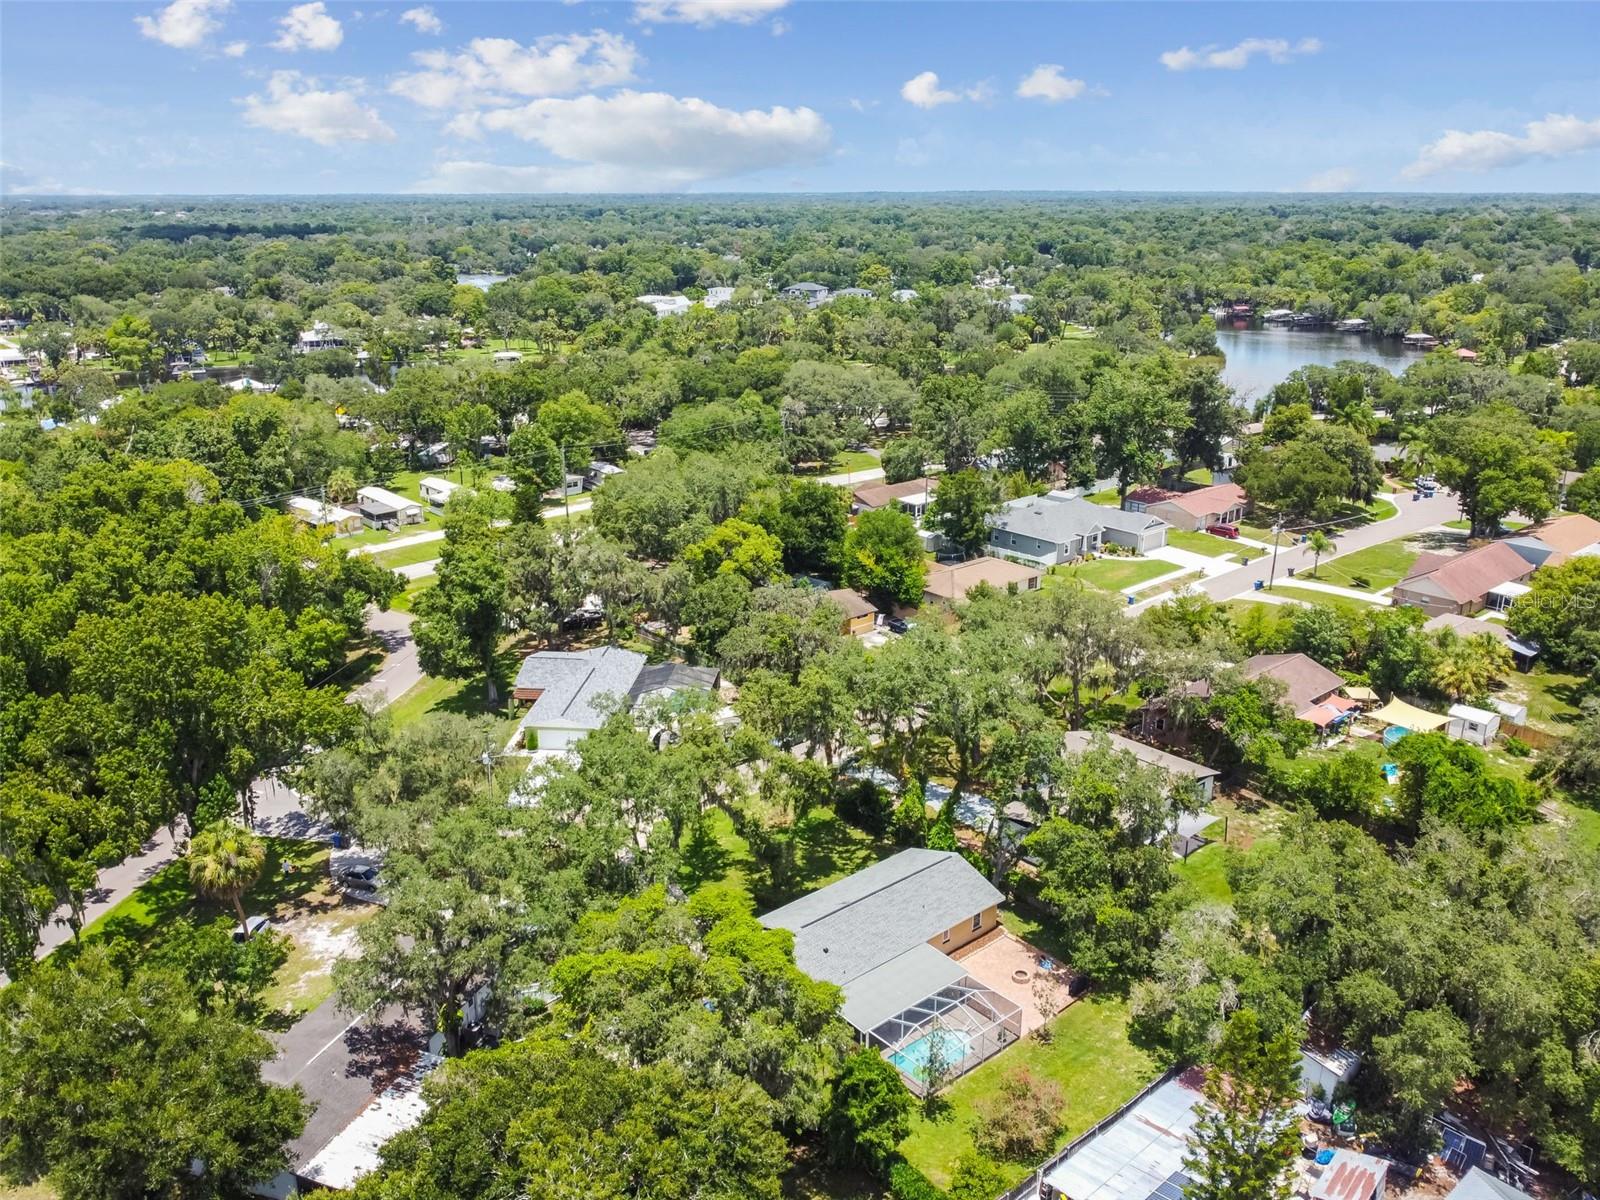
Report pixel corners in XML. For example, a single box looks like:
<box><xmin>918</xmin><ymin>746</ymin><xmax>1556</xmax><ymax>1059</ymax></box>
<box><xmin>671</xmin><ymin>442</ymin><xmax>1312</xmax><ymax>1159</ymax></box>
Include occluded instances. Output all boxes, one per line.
<box><xmin>390</xmin><ymin>576</ymin><xmax>437</xmax><ymax>613</ymax></box>
<box><xmin>898</xmin><ymin>994</ymin><xmax>1161</xmax><ymax>1189</ymax></box>
<box><xmin>370</xmin><ymin>540</ymin><xmax>445</xmax><ymax>569</ymax></box>
<box><xmin>1084</xmin><ymin>487</ymin><xmax>1122</xmax><ymax>506</ymax></box>
<box><xmin>1300</xmin><ymin>538</ymin><xmax>1420</xmax><ymax>591</ymax></box>
<box><xmin>1134</xmin><ymin>570</ymin><xmax>1204</xmax><ymax>599</ymax></box>
<box><xmin>342</xmin><ymin>510</ymin><xmax>445</xmax><ymax>547</ymax></box>
<box><xmin>1173</xmin><ymin>843</ymin><xmax>1232</xmax><ymax>904</ymax></box>
<box><xmin>1047</xmin><ymin>556</ymin><xmax>1174</xmax><ymax>593</ymax></box>
<box><xmin>1264</xmin><ymin>584</ymin><xmax>1385</xmax><ymax>616</ymax></box>
<box><xmin>1168</xmin><ymin>529</ymin><xmax>1262</xmax><ymax>560</ymax></box>
<box><xmin>816</xmin><ymin>449</ymin><xmax>880</xmax><ymax>476</ymax></box>
<box><xmin>387</xmin><ymin>644</ymin><xmax>523</xmax><ymax>746</ymax></box>
<box><xmin>679</xmin><ymin>805</ymin><xmax>895</xmax><ymax>912</ymax></box>
<box><xmin>1496</xmin><ymin>666</ymin><xmax>1589</xmax><ymax>735</ymax></box>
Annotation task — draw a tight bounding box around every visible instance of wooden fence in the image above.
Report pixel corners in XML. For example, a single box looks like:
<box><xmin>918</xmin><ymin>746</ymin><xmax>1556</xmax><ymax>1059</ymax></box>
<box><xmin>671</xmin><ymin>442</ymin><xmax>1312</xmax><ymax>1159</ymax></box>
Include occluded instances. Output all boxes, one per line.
<box><xmin>1500</xmin><ymin>722</ymin><xmax>1561</xmax><ymax>751</ymax></box>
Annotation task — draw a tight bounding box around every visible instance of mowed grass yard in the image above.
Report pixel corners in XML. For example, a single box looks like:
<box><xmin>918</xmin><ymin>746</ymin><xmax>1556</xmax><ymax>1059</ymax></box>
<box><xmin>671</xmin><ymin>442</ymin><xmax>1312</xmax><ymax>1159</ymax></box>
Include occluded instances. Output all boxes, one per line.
<box><xmin>679</xmin><ymin>805</ymin><xmax>896</xmax><ymax>912</ymax></box>
<box><xmin>1046</xmin><ymin>556</ymin><xmax>1174</xmax><ymax>593</ymax></box>
<box><xmin>1263</xmin><ymin>584</ymin><xmax>1385</xmax><ymax>617</ymax></box>
<box><xmin>898</xmin><ymin>993</ymin><xmax>1161</xmax><ymax>1190</ymax></box>
<box><xmin>1300</xmin><ymin>537</ymin><xmax>1419</xmax><ymax>591</ymax></box>
<box><xmin>386</xmin><ymin>643</ymin><xmax>525</xmax><ymax>746</ymax></box>
<box><xmin>1166</xmin><ymin>529</ymin><xmax>1265</xmax><ymax>561</ymax></box>
<box><xmin>69</xmin><ymin>838</ymin><xmax>377</xmax><ymax>1019</ymax></box>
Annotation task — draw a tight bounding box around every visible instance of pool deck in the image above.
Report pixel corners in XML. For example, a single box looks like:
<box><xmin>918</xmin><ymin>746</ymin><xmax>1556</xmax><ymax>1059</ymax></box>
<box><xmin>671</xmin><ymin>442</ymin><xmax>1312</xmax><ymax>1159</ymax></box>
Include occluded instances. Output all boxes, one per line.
<box><xmin>952</xmin><ymin>928</ymin><xmax>1074</xmax><ymax>1034</ymax></box>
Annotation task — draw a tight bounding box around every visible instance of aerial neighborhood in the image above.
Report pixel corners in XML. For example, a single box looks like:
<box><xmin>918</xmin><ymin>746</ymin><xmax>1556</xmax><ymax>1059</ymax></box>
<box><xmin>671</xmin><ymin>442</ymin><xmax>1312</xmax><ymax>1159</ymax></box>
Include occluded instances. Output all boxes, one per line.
<box><xmin>3</xmin><ymin>8</ymin><xmax>1600</xmax><ymax>1198</ymax></box>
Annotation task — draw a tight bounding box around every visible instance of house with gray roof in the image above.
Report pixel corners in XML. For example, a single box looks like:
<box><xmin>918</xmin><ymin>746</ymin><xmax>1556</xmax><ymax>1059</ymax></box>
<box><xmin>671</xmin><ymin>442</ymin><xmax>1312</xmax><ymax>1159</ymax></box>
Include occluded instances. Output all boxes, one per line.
<box><xmin>511</xmin><ymin>647</ymin><xmax>644</xmax><ymax>752</ymax></box>
<box><xmin>760</xmin><ymin>849</ymin><xmax>1023</xmax><ymax>1093</ymax></box>
<box><xmin>1444</xmin><ymin>1169</ymin><xmax>1533</xmax><ymax>1200</ymax></box>
<box><xmin>987</xmin><ymin>492</ymin><xmax>1168</xmax><ymax>566</ymax></box>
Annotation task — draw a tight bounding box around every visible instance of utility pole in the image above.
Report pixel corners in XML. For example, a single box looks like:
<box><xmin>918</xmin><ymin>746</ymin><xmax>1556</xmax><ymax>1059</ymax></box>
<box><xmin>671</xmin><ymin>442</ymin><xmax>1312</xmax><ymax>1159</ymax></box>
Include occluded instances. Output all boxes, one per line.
<box><xmin>558</xmin><ymin>443</ymin><xmax>571</xmax><ymax>522</ymax></box>
<box><xmin>1267</xmin><ymin>523</ymin><xmax>1284</xmax><ymax>590</ymax></box>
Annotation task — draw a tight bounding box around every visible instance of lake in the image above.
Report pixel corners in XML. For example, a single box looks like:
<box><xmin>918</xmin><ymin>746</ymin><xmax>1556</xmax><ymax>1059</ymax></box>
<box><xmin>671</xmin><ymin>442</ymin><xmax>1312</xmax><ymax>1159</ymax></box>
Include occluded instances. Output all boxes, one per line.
<box><xmin>1213</xmin><ymin>320</ymin><xmax>1424</xmax><ymax>404</ymax></box>
<box><xmin>456</xmin><ymin>272</ymin><xmax>511</xmax><ymax>291</ymax></box>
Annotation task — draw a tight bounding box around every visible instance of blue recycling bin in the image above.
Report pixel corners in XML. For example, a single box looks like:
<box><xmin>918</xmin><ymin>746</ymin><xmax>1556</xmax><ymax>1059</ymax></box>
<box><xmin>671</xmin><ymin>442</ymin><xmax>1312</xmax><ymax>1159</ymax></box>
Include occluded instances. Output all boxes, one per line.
<box><xmin>1253</xmin><ymin>579</ymin><xmax>1264</xmax><ymax>591</ymax></box>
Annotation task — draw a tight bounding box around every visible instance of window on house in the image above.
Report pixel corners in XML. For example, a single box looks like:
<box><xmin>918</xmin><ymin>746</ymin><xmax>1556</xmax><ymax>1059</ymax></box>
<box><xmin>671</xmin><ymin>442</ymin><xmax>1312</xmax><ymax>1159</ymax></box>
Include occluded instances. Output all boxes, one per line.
<box><xmin>942</xmin><ymin>929</ymin><xmax>950</xmax><ymax>944</ymax></box>
<box><xmin>1155</xmin><ymin>717</ymin><xmax>1167</xmax><ymax>731</ymax></box>
<box><xmin>971</xmin><ymin>913</ymin><xmax>982</xmax><ymax>932</ymax></box>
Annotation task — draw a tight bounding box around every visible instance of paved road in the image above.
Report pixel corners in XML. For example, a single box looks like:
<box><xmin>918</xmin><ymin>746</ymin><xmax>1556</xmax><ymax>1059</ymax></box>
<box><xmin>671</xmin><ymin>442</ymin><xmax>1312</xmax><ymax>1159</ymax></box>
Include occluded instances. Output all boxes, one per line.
<box><xmin>1194</xmin><ymin>489</ymin><xmax>1460</xmax><ymax>603</ymax></box>
<box><xmin>31</xmin><ymin>606</ymin><xmax>417</xmax><ymax>960</ymax></box>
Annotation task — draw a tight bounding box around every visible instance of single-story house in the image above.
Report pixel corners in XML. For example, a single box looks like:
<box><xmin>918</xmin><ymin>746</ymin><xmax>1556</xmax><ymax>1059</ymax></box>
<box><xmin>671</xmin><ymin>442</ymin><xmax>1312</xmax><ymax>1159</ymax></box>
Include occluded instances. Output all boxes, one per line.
<box><xmin>1308</xmin><ymin>1148</ymin><xmax>1388</xmax><ymax>1200</ymax></box>
<box><xmin>1123</xmin><ymin>482</ymin><xmax>1247</xmax><ymax>533</ymax></box>
<box><xmin>1447</xmin><ymin>702</ymin><xmax>1500</xmax><ymax>746</ymax></box>
<box><xmin>853</xmin><ymin>477</ymin><xmax>937</xmax><ymax>518</ymax></box>
<box><xmin>835</xmin><ymin>287</ymin><xmax>875</xmax><ymax>300</ymax></box>
<box><xmin>759</xmin><ymin>850</ymin><xmax>1021</xmax><ymax>1093</ymax></box>
<box><xmin>355</xmin><ymin>486</ymin><xmax>423</xmax><ymax>526</ymax></box>
<box><xmin>1391</xmin><ymin>542</ymin><xmax>1535</xmax><ymax>618</ymax></box>
<box><xmin>287</xmin><ymin>496</ymin><xmax>362</xmax><ymax>535</ymax></box>
<box><xmin>636</xmin><ymin>293</ymin><xmax>691</xmax><ymax>318</ymax></box>
<box><xmin>585</xmin><ymin>461</ymin><xmax>624</xmax><ymax>490</ymax></box>
<box><xmin>1445</xmin><ymin>1168</ymin><xmax>1533</xmax><ymax>1200</ymax></box>
<box><xmin>295</xmin><ymin>322</ymin><xmax>345</xmax><ymax>353</ymax></box>
<box><xmin>1142</xmin><ymin>652</ymin><xmax>1350</xmax><ymax>743</ymax></box>
<box><xmin>1502</xmin><ymin>511</ymin><xmax>1600</xmax><ymax>568</ymax></box>
<box><xmin>987</xmin><ymin>492</ymin><xmax>1169</xmax><ymax>567</ymax></box>
<box><xmin>513</xmin><ymin>647</ymin><xmax>720</xmax><ymax>752</ymax></box>
<box><xmin>1423</xmin><ymin>612</ymin><xmax>1540</xmax><ymax>669</ymax></box>
<box><xmin>514</xmin><ymin>646</ymin><xmax>646</xmax><ymax>752</ymax></box>
<box><xmin>703</xmin><ymin>286</ymin><xmax>735</xmax><ymax>308</ymax></box>
<box><xmin>491</xmin><ymin>349</ymin><xmax>522</xmax><ymax>363</ymax></box>
<box><xmin>890</xmin><ymin>288</ymin><xmax>918</xmax><ymax>303</ymax></box>
<box><xmin>1062</xmin><ymin>729</ymin><xmax>1219</xmax><ymax>804</ymax></box>
<box><xmin>922</xmin><ymin>556</ymin><xmax>1042</xmax><ymax>605</ymax></box>
<box><xmin>418</xmin><ymin>476</ymin><xmax>462</xmax><ymax>512</ymax></box>
<box><xmin>781</xmin><ymin>281</ymin><xmax>831</xmax><ymax>307</ymax></box>
<box><xmin>825</xmin><ymin>588</ymin><xmax>880</xmax><ymax>636</ymax></box>
<box><xmin>353</xmin><ymin>495</ymin><xmax>400</xmax><ymax>531</ymax></box>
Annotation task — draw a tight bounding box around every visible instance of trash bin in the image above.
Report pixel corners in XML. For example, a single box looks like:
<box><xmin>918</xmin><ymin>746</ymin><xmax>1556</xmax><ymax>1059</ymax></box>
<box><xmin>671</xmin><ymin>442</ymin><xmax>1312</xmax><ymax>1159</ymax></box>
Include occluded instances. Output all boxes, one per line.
<box><xmin>1126</xmin><ymin>594</ymin><xmax>1135</xmax><ymax>606</ymax></box>
<box><xmin>331</xmin><ymin>832</ymin><xmax>345</xmax><ymax>849</ymax></box>
<box><xmin>1287</xmin><ymin>567</ymin><xmax>1296</xmax><ymax>578</ymax></box>
<box><xmin>1254</xmin><ymin>579</ymin><xmax>1264</xmax><ymax>591</ymax></box>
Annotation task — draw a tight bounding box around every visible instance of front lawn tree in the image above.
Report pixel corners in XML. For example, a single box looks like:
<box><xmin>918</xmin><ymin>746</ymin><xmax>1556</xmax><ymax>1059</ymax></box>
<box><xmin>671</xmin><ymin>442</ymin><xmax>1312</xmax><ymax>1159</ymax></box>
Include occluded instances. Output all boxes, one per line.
<box><xmin>1183</xmin><ymin>1009</ymin><xmax>1303</xmax><ymax>1200</ymax></box>
<box><xmin>186</xmin><ymin>822</ymin><xmax>268</xmax><ymax>938</ymax></box>
<box><xmin>927</xmin><ymin>468</ymin><xmax>1001</xmax><ymax>557</ymax></box>
<box><xmin>1430</xmin><ymin>404</ymin><xmax>1565</xmax><ymax>537</ymax></box>
<box><xmin>841</xmin><ymin>507</ymin><xmax>927</xmax><ymax>606</ymax></box>
<box><xmin>1306</xmin><ymin>529</ymin><xmax>1334</xmax><ymax>577</ymax></box>
<box><xmin>1089</xmin><ymin>368</ymin><xmax>1191</xmax><ymax>505</ymax></box>
<box><xmin>0</xmin><ymin>950</ymin><xmax>307</xmax><ymax>1200</ymax></box>
<box><xmin>413</xmin><ymin>496</ymin><xmax>509</xmax><ymax>706</ymax></box>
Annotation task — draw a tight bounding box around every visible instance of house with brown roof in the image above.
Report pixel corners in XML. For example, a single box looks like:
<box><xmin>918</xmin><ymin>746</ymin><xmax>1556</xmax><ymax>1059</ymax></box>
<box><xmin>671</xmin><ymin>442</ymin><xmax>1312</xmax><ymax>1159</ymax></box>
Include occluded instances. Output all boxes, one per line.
<box><xmin>1141</xmin><ymin>651</ymin><xmax>1351</xmax><ymax>744</ymax></box>
<box><xmin>852</xmin><ymin>478</ymin><xmax>937</xmax><ymax>518</ymax></box>
<box><xmin>1390</xmin><ymin>542</ymin><xmax>1536</xmax><ymax>618</ymax></box>
<box><xmin>825</xmin><ymin>587</ymin><xmax>880</xmax><ymax>635</ymax></box>
<box><xmin>1502</xmin><ymin>511</ymin><xmax>1600</xmax><ymax>569</ymax></box>
<box><xmin>1123</xmin><ymin>482</ymin><xmax>1247</xmax><ymax>533</ymax></box>
<box><xmin>922</xmin><ymin>556</ymin><xmax>1042</xmax><ymax>605</ymax></box>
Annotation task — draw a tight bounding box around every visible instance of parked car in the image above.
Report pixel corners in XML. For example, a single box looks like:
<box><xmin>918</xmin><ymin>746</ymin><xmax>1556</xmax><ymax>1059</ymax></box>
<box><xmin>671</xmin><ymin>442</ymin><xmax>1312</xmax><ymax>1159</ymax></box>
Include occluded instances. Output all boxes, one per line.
<box><xmin>336</xmin><ymin>865</ymin><xmax>379</xmax><ymax>887</ymax></box>
<box><xmin>232</xmin><ymin>915</ymin><xmax>271</xmax><ymax>942</ymax></box>
<box><xmin>885</xmin><ymin>616</ymin><xmax>913</xmax><ymax>634</ymax></box>
<box><xmin>560</xmin><ymin>608</ymin><xmax>603</xmax><ymax>631</ymax></box>
<box><xmin>1206</xmin><ymin>523</ymin><xmax>1240</xmax><ymax>539</ymax></box>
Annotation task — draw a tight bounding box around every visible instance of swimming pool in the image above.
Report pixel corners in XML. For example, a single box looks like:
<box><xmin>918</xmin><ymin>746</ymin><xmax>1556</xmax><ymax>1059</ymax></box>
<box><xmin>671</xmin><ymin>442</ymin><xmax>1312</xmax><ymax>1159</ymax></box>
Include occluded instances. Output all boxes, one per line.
<box><xmin>888</xmin><ymin>1028</ymin><xmax>972</xmax><ymax>1081</ymax></box>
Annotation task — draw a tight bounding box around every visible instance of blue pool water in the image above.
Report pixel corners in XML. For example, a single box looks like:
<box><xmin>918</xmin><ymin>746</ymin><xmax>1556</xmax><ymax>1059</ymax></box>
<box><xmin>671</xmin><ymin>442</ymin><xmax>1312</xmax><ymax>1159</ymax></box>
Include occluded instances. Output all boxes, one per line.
<box><xmin>889</xmin><ymin>1029</ymin><xmax>972</xmax><ymax>1080</ymax></box>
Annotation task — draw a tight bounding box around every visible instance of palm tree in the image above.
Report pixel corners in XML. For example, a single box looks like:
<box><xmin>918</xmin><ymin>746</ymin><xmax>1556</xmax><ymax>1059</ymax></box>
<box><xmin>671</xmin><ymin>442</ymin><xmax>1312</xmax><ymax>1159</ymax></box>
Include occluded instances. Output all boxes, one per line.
<box><xmin>187</xmin><ymin>822</ymin><xmax>268</xmax><ymax>938</ymax></box>
<box><xmin>1398</xmin><ymin>427</ymin><xmax>1431</xmax><ymax>480</ymax></box>
<box><xmin>1306</xmin><ymin>530</ymin><xmax>1335</xmax><ymax>578</ymax></box>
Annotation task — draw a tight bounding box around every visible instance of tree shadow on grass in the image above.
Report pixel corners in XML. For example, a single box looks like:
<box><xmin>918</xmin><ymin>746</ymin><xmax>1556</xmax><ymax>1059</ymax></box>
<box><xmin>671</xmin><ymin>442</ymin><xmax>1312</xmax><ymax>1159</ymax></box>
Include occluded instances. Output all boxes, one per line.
<box><xmin>677</xmin><ymin>818</ymin><xmax>738</xmax><ymax>893</ymax></box>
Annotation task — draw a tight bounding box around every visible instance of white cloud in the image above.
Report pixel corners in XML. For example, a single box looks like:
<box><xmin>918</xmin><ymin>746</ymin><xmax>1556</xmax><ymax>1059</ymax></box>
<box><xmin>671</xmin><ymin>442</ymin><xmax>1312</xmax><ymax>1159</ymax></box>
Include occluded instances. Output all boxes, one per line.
<box><xmin>0</xmin><ymin>161</ymin><xmax>113</xmax><ymax>196</ymax></box>
<box><xmin>391</xmin><ymin>31</ymin><xmax>640</xmax><ymax>109</ymax></box>
<box><xmin>848</xmin><ymin>97</ymin><xmax>877</xmax><ymax>114</ymax></box>
<box><xmin>134</xmin><ymin>0</ymin><xmax>231</xmax><ymax>50</ymax></box>
<box><xmin>413</xmin><ymin>90</ymin><xmax>831</xmax><ymax>191</ymax></box>
<box><xmin>241</xmin><ymin>71</ymin><xmax>395</xmax><ymax>146</ymax></box>
<box><xmin>895</xmin><ymin>133</ymin><xmax>944</xmax><ymax>167</ymax></box>
<box><xmin>1160</xmin><ymin>37</ymin><xmax>1321</xmax><ymax>71</ymax></box>
<box><xmin>273</xmin><ymin>2</ymin><xmax>343</xmax><ymax>52</ymax></box>
<box><xmin>400</xmin><ymin>6</ymin><xmax>442</xmax><ymax>34</ymax></box>
<box><xmin>223</xmin><ymin>40</ymin><xmax>248</xmax><ymax>57</ymax></box>
<box><xmin>1402</xmin><ymin>113</ymin><xmax>1600</xmax><ymax>179</ymax></box>
<box><xmin>900</xmin><ymin>70</ymin><xmax>988</xmax><ymax>109</ymax></box>
<box><xmin>1298</xmin><ymin>166</ymin><xmax>1359</xmax><ymax>192</ymax></box>
<box><xmin>1016</xmin><ymin>64</ymin><xmax>1087</xmax><ymax>103</ymax></box>
<box><xmin>634</xmin><ymin>0</ymin><xmax>789</xmax><ymax>26</ymax></box>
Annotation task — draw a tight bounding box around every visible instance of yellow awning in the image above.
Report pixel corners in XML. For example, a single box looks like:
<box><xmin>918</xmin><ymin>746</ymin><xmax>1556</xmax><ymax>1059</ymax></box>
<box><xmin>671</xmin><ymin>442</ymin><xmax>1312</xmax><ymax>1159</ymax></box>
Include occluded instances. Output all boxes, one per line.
<box><xmin>1342</xmin><ymin>685</ymin><xmax>1379</xmax><ymax>702</ymax></box>
<box><xmin>1365</xmin><ymin>698</ymin><xmax>1449</xmax><ymax>732</ymax></box>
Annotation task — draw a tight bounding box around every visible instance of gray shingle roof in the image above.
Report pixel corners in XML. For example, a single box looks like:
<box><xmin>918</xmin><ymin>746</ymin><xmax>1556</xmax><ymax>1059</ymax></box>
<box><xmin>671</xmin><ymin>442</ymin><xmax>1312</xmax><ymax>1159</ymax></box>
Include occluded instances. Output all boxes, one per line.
<box><xmin>991</xmin><ymin>494</ymin><xmax>1166</xmax><ymax>547</ymax></box>
<box><xmin>760</xmin><ymin>849</ymin><xmax>1002</xmax><ymax>987</ymax></box>
<box><xmin>629</xmin><ymin>662</ymin><xmax>720</xmax><ymax>701</ymax></box>
<box><xmin>1063</xmin><ymin>730</ymin><xmax>1218</xmax><ymax>781</ymax></box>
<box><xmin>514</xmin><ymin>646</ymin><xmax>645</xmax><ymax>731</ymax></box>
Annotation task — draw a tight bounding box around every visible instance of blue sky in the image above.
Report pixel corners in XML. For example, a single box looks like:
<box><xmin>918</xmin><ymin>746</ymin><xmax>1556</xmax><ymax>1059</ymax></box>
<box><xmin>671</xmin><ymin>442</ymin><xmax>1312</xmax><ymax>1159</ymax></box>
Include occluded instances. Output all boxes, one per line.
<box><xmin>2</xmin><ymin>0</ymin><xmax>1598</xmax><ymax>195</ymax></box>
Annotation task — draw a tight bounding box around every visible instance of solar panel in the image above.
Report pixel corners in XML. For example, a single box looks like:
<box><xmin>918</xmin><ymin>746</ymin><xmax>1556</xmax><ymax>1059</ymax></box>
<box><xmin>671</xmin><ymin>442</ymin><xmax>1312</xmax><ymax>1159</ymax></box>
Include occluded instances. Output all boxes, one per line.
<box><xmin>1143</xmin><ymin>1170</ymin><xmax>1191</xmax><ymax>1200</ymax></box>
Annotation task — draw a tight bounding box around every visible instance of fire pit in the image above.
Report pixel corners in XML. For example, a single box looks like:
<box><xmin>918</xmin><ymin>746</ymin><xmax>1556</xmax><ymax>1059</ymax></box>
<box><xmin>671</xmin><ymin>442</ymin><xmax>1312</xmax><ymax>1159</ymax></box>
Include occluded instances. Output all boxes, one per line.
<box><xmin>1012</xmin><ymin>968</ymin><xmax>1031</xmax><ymax>984</ymax></box>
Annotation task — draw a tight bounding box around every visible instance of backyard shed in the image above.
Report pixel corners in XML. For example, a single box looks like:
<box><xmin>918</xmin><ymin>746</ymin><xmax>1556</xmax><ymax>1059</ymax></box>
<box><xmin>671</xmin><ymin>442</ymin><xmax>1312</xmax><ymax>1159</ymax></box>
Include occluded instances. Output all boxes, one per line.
<box><xmin>1486</xmin><ymin>696</ymin><xmax>1527</xmax><ymax>725</ymax></box>
<box><xmin>1447</xmin><ymin>703</ymin><xmax>1500</xmax><ymax>746</ymax></box>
